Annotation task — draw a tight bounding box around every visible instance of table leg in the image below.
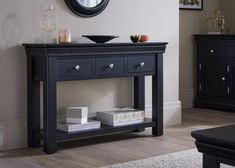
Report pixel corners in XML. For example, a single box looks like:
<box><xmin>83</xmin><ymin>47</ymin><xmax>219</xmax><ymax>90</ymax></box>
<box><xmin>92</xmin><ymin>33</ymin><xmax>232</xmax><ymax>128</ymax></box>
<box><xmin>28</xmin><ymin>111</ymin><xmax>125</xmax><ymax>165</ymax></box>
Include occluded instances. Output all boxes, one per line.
<box><xmin>43</xmin><ymin>58</ymin><xmax>57</xmax><ymax>154</ymax></box>
<box><xmin>133</xmin><ymin>76</ymin><xmax>145</xmax><ymax>132</ymax></box>
<box><xmin>152</xmin><ymin>54</ymin><xmax>163</xmax><ymax>136</ymax></box>
<box><xmin>134</xmin><ymin>76</ymin><xmax>145</xmax><ymax>110</ymax></box>
<box><xmin>27</xmin><ymin>57</ymin><xmax>41</xmax><ymax>148</ymax></box>
<box><xmin>203</xmin><ymin>154</ymin><xmax>220</xmax><ymax>168</ymax></box>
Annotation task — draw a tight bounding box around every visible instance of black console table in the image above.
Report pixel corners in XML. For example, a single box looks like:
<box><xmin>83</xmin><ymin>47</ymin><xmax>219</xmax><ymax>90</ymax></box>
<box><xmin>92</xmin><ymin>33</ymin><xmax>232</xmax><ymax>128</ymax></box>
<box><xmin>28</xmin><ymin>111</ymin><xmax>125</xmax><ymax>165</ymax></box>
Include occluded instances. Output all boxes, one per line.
<box><xmin>23</xmin><ymin>43</ymin><xmax>167</xmax><ymax>154</ymax></box>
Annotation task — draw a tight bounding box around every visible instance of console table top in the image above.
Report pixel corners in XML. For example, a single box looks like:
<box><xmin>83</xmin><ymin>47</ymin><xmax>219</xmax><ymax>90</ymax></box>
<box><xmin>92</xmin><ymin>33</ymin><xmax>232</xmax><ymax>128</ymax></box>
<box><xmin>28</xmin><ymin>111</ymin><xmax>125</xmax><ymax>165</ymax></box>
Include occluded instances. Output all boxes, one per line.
<box><xmin>23</xmin><ymin>42</ymin><xmax>168</xmax><ymax>48</ymax></box>
<box><xmin>23</xmin><ymin>42</ymin><xmax>168</xmax><ymax>57</ymax></box>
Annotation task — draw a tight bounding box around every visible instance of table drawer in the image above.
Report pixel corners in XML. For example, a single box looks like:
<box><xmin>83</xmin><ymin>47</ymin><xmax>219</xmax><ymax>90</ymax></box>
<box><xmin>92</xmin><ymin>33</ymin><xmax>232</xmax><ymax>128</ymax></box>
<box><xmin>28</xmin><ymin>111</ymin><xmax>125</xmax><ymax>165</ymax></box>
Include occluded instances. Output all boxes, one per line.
<box><xmin>95</xmin><ymin>57</ymin><xmax>124</xmax><ymax>75</ymax></box>
<box><xmin>57</xmin><ymin>59</ymin><xmax>92</xmax><ymax>77</ymax></box>
<box><xmin>127</xmin><ymin>55</ymin><xmax>155</xmax><ymax>73</ymax></box>
<box><xmin>198</xmin><ymin>45</ymin><xmax>226</xmax><ymax>57</ymax></box>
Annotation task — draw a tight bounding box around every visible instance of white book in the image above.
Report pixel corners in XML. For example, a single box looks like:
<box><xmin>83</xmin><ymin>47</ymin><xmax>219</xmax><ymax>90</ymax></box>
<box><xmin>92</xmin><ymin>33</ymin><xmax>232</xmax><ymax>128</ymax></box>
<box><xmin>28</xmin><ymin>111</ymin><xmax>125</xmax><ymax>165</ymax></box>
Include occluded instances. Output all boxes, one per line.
<box><xmin>57</xmin><ymin>119</ymin><xmax>101</xmax><ymax>132</ymax></box>
<box><xmin>63</xmin><ymin>117</ymin><xmax>87</xmax><ymax>124</ymax></box>
<box><xmin>97</xmin><ymin>109</ymin><xmax>145</xmax><ymax>126</ymax></box>
<box><xmin>61</xmin><ymin>106</ymin><xmax>88</xmax><ymax>124</ymax></box>
<box><xmin>112</xmin><ymin>120</ymin><xmax>145</xmax><ymax>127</ymax></box>
<box><xmin>66</xmin><ymin>106</ymin><xmax>88</xmax><ymax>118</ymax></box>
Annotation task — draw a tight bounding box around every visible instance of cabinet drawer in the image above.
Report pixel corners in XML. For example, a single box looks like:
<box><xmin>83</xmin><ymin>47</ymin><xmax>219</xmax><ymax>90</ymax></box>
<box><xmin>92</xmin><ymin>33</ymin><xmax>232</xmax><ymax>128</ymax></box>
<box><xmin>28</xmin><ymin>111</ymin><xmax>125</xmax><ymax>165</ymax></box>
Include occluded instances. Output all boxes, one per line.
<box><xmin>57</xmin><ymin>59</ymin><xmax>92</xmax><ymax>77</ymax></box>
<box><xmin>127</xmin><ymin>55</ymin><xmax>155</xmax><ymax>73</ymax></box>
<box><xmin>95</xmin><ymin>57</ymin><xmax>124</xmax><ymax>75</ymax></box>
<box><xmin>198</xmin><ymin>45</ymin><xmax>226</xmax><ymax>57</ymax></box>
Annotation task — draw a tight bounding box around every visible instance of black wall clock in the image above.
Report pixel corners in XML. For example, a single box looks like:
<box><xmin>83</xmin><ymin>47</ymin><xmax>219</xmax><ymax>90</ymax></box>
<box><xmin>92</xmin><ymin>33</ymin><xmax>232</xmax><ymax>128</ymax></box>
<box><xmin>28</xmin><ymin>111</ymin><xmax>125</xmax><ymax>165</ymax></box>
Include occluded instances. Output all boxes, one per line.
<box><xmin>65</xmin><ymin>0</ymin><xmax>109</xmax><ymax>18</ymax></box>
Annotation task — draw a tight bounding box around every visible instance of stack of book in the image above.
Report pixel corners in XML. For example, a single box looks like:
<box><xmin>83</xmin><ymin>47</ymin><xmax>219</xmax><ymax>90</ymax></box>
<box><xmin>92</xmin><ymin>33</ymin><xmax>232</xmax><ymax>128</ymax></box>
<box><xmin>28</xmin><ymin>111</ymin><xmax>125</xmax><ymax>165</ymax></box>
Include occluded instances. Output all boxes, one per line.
<box><xmin>57</xmin><ymin>120</ymin><xmax>101</xmax><ymax>132</ymax></box>
<box><xmin>57</xmin><ymin>107</ymin><xmax>101</xmax><ymax>132</ymax></box>
<box><xmin>97</xmin><ymin>109</ymin><xmax>145</xmax><ymax>127</ymax></box>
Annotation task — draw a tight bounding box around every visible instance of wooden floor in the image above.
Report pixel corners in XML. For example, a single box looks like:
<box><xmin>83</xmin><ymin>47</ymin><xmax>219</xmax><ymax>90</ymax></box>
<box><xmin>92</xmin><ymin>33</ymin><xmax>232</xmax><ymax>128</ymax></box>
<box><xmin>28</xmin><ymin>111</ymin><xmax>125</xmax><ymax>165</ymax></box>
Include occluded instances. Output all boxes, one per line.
<box><xmin>1</xmin><ymin>108</ymin><xmax>235</xmax><ymax>168</ymax></box>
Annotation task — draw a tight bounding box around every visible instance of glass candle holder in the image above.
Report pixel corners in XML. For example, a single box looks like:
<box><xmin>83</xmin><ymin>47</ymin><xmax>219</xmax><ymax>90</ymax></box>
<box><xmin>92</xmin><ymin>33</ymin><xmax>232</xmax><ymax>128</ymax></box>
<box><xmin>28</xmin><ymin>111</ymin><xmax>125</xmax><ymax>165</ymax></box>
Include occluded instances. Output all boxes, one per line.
<box><xmin>58</xmin><ymin>29</ymin><xmax>71</xmax><ymax>43</ymax></box>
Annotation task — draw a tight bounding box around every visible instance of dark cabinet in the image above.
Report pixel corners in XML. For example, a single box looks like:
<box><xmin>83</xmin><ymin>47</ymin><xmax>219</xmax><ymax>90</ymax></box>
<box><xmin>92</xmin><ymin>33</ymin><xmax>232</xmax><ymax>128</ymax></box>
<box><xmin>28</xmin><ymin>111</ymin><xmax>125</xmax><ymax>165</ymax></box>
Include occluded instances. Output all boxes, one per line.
<box><xmin>200</xmin><ymin>60</ymin><xmax>228</xmax><ymax>97</ymax></box>
<box><xmin>230</xmin><ymin>62</ymin><xmax>235</xmax><ymax>96</ymax></box>
<box><xmin>194</xmin><ymin>35</ymin><xmax>235</xmax><ymax>111</ymax></box>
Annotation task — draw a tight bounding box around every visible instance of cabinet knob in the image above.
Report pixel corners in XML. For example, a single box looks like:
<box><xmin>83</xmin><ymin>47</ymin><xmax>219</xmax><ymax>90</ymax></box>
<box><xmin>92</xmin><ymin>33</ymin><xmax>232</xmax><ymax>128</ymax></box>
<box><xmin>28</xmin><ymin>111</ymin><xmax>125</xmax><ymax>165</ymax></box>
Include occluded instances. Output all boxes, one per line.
<box><xmin>74</xmin><ymin>65</ymin><xmax>80</xmax><ymax>71</ymax></box>
<box><xmin>210</xmin><ymin>49</ymin><xmax>214</xmax><ymax>53</ymax></box>
<box><xmin>139</xmin><ymin>62</ymin><xmax>145</xmax><ymax>68</ymax></box>
<box><xmin>108</xmin><ymin>64</ymin><xmax>114</xmax><ymax>69</ymax></box>
<box><xmin>222</xmin><ymin>77</ymin><xmax>226</xmax><ymax>81</ymax></box>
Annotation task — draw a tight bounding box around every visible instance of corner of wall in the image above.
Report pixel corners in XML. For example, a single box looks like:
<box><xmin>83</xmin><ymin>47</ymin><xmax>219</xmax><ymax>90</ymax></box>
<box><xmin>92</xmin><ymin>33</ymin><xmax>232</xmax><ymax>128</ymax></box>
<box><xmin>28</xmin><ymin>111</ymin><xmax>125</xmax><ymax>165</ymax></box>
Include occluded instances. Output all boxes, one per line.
<box><xmin>0</xmin><ymin>119</ymin><xmax>27</xmax><ymax>151</ymax></box>
<box><xmin>180</xmin><ymin>89</ymin><xmax>195</xmax><ymax>108</ymax></box>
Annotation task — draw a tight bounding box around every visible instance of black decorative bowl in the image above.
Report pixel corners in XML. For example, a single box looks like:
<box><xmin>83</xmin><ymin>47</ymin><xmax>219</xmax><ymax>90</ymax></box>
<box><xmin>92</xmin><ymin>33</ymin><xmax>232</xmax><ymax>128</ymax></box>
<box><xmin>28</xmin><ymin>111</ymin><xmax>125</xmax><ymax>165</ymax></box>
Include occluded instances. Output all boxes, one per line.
<box><xmin>82</xmin><ymin>35</ymin><xmax>119</xmax><ymax>43</ymax></box>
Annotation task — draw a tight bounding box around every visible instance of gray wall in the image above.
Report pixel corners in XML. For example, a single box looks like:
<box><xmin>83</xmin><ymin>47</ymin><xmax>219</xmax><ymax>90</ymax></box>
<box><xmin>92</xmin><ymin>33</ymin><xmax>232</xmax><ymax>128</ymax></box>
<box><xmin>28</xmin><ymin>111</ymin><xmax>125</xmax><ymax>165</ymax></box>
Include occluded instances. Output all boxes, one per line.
<box><xmin>219</xmin><ymin>0</ymin><xmax>235</xmax><ymax>33</ymax></box>
<box><xmin>0</xmin><ymin>0</ymin><xmax>180</xmax><ymax>150</ymax></box>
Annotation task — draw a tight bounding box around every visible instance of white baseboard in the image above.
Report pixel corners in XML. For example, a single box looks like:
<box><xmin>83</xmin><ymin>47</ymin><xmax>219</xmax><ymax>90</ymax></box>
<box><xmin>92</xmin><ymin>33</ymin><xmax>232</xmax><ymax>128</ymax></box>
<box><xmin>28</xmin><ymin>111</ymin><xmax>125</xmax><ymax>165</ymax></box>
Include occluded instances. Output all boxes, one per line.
<box><xmin>180</xmin><ymin>89</ymin><xmax>195</xmax><ymax>108</ymax></box>
<box><xmin>145</xmin><ymin>101</ymin><xmax>182</xmax><ymax>126</ymax></box>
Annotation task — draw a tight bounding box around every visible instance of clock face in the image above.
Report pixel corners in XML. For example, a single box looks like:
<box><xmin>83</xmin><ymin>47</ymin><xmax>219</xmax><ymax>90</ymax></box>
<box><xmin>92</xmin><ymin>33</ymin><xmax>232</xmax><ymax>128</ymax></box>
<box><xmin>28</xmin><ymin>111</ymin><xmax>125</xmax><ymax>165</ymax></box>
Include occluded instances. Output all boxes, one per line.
<box><xmin>77</xmin><ymin>0</ymin><xmax>102</xmax><ymax>8</ymax></box>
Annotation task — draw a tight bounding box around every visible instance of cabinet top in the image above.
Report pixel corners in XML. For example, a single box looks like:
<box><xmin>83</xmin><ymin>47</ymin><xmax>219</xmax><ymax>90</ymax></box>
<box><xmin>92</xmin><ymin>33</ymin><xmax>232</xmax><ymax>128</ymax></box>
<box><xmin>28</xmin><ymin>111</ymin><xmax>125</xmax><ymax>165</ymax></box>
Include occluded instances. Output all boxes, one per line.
<box><xmin>194</xmin><ymin>34</ymin><xmax>235</xmax><ymax>38</ymax></box>
<box><xmin>194</xmin><ymin>34</ymin><xmax>235</xmax><ymax>43</ymax></box>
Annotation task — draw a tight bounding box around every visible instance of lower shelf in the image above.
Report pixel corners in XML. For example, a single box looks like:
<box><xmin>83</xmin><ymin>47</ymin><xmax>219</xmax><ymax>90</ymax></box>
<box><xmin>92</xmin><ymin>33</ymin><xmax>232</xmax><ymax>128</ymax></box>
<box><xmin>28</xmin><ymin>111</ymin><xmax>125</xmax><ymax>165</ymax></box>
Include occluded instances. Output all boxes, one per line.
<box><xmin>56</xmin><ymin>118</ymin><xmax>155</xmax><ymax>141</ymax></box>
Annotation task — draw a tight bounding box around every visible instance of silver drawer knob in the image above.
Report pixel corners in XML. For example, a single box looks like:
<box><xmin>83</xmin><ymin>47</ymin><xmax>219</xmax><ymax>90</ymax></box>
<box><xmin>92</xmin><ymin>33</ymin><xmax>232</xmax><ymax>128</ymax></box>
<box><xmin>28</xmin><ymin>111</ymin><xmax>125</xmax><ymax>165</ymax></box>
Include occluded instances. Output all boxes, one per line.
<box><xmin>222</xmin><ymin>77</ymin><xmax>226</xmax><ymax>81</ymax></box>
<box><xmin>74</xmin><ymin>65</ymin><xmax>80</xmax><ymax>71</ymax></box>
<box><xmin>210</xmin><ymin>49</ymin><xmax>214</xmax><ymax>53</ymax></box>
<box><xmin>139</xmin><ymin>62</ymin><xmax>145</xmax><ymax>68</ymax></box>
<box><xmin>108</xmin><ymin>64</ymin><xmax>114</xmax><ymax>69</ymax></box>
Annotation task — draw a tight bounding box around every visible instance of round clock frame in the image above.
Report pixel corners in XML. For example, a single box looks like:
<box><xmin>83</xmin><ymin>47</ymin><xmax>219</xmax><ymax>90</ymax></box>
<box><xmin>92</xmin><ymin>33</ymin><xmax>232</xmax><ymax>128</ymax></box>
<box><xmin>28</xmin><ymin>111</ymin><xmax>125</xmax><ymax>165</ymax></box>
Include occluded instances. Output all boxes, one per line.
<box><xmin>64</xmin><ymin>0</ymin><xmax>109</xmax><ymax>18</ymax></box>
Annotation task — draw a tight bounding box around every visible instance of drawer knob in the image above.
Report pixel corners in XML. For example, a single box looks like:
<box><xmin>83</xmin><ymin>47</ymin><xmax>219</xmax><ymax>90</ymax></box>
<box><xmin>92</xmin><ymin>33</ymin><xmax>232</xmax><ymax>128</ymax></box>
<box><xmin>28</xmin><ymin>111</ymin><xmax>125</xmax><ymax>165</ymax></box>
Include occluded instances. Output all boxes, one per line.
<box><xmin>74</xmin><ymin>65</ymin><xmax>80</xmax><ymax>71</ymax></box>
<box><xmin>139</xmin><ymin>62</ymin><xmax>145</xmax><ymax>68</ymax></box>
<box><xmin>108</xmin><ymin>64</ymin><xmax>114</xmax><ymax>69</ymax></box>
<box><xmin>222</xmin><ymin>77</ymin><xmax>226</xmax><ymax>81</ymax></box>
<box><xmin>210</xmin><ymin>49</ymin><xmax>214</xmax><ymax>53</ymax></box>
